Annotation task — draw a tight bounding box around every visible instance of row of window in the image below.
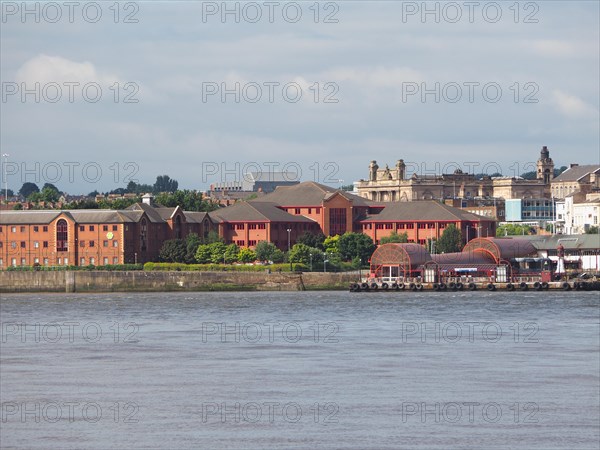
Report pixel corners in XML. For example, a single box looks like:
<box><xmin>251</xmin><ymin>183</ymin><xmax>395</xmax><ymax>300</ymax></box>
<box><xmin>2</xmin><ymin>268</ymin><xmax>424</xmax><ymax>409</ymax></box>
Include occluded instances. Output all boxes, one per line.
<box><xmin>2</xmin><ymin>226</ymin><xmax>49</xmax><ymax>233</ymax></box>
<box><xmin>364</xmin><ymin>222</ymin><xmax>451</xmax><ymax>230</ymax></box>
<box><xmin>0</xmin><ymin>256</ymin><xmax>121</xmax><ymax>267</ymax></box>
<box><xmin>285</xmin><ymin>208</ymin><xmax>321</xmax><ymax>215</ymax></box>
<box><xmin>1</xmin><ymin>240</ymin><xmax>118</xmax><ymax>249</ymax></box>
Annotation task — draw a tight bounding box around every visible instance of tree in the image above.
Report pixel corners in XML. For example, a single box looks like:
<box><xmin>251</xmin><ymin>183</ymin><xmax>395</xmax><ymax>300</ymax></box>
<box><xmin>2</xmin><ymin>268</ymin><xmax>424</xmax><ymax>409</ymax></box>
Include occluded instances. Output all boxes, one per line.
<box><xmin>238</xmin><ymin>248</ymin><xmax>257</xmax><ymax>263</ymax></box>
<box><xmin>159</xmin><ymin>239</ymin><xmax>187</xmax><ymax>263</ymax></box>
<box><xmin>224</xmin><ymin>243</ymin><xmax>240</xmax><ymax>264</ymax></box>
<box><xmin>64</xmin><ymin>199</ymin><xmax>100</xmax><ymax>210</ymax></box>
<box><xmin>209</xmin><ymin>242</ymin><xmax>227</xmax><ymax>264</ymax></box>
<box><xmin>255</xmin><ymin>241</ymin><xmax>278</xmax><ymax>262</ymax></box>
<box><xmin>185</xmin><ymin>233</ymin><xmax>202</xmax><ymax>264</ymax></box>
<box><xmin>155</xmin><ymin>190</ymin><xmax>218</xmax><ymax>212</ymax></box>
<box><xmin>203</xmin><ymin>230</ymin><xmax>224</xmax><ymax>244</ymax></box>
<box><xmin>379</xmin><ymin>232</ymin><xmax>408</xmax><ymax>244</ymax></box>
<box><xmin>19</xmin><ymin>182</ymin><xmax>39</xmax><ymax>199</ymax></box>
<box><xmin>88</xmin><ymin>190</ymin><xmax>99</xmax><ymax>197</ymax></box>
<box><xmin>195</xmin><ymin>245</ymin><xmax>212</xmax><ymax>263</ymax></box>
<box><xmin>323</xmin><ymin>235</ymin><xmax>340</xmax><ymax>254</ymax></box>
<box><xmin>496</xmin><ymin>224</ymin><xmax>534</xmax><ymax>236</ymax></box>
<box><xmin>554</xmin><ymin>166</ymin><xmax>567</xmax><ymax>177</ymax></box>
<box><xmin>338</xmin><ymin>232</ymin><xmax>376</xmax><ymax>262</ymax></box>
<box><xmin>271</xmin><ymin>248</ymin><xmax>285</xmax><ymax>263</ymax></box>
<box><xmin>2</xmin><ymin>188</ymin><xmax>14</xmax><ymax>198</ymax></box>
<box><xmin>437</xmin><ymin>224</ymin><xmax>463</xmax><ymax>253</ymax></box>
<box><xmin>289</xmin><ymin>243</ymin><xmax>317</xmax><ymax>266</ymax></box>
<box><xmin>586</xmin><ymin>226</ymin><xmax>599</xmax><ymax>234</ymax></box>
<box><xmin>154</xmin><ymin>175</ymin><xmax>178</xmax><ymax>193</ymax></box>
<box><xmin>297</xmin><ymin>231</ymin><xmax>326</xmax><ymax>250</ymax></box>
<box><xmin>520</xmin><ymin>171</ymin><xmax>537</xmax><ymax>180</ymax></box>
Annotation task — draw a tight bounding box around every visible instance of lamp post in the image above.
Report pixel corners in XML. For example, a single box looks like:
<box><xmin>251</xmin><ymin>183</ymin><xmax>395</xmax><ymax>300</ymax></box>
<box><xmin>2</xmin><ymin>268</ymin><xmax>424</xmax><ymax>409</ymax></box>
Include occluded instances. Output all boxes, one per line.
<box><xmin>287</xmin><ymin>228</ymin><xmax>292</xmax><ymax>271</ymax></box>
<box><xmin>323</xmin><ymin>258</ymin><xmax>328</xmax><ymax>273</ymax></box>
<box><xmin>2</xmin><ymin>153</ymin><xmax>8</xmax><ymax>203</ymax></box>
<box><xmin>309</xmin><ymin>253</ymin><xmax>313</xmax><ymax>272</ymax></box>
<box><xmin>358</xmin><ymin>257</ymin><xmax>362</xmax><ymax>280</ymax></box>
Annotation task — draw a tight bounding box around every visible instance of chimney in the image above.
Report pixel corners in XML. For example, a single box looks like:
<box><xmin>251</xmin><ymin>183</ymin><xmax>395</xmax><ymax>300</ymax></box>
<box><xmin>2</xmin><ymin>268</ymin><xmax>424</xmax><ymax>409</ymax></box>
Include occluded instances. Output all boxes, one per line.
<box><xmin>570</xmin><ymin>163</ymin><xmax>579</xmax><ymax>169</ymax></box>
<box><xmin>142</xmin><ymin>193</ymin><xmax>154</xmax><ymax>205</ymax></box>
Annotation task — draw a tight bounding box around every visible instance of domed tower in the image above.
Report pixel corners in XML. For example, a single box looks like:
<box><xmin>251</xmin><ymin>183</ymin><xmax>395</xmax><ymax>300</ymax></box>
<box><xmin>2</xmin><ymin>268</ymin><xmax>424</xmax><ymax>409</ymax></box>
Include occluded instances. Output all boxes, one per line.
<box><xmin>369</xmin><ymin>160</ymin><xmax>379</xmax><ymax>182</ymax></box>
<box><xmin>396</xmin><ymin>159</ymin><xmax>406</xmax><ymax>180</ymax></box>
<box><xmin>537</xmin><ymin>146</ymin><xmax>554</xmax><ymax>184</ymax></box>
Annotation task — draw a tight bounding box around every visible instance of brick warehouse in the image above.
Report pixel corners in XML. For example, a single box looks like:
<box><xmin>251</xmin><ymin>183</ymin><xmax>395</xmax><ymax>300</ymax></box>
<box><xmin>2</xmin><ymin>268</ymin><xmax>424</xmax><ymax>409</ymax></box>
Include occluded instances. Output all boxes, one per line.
<box><xmin>1</xmin><ymin>182</ymin><xmax>495</xmax><ymax>268</ymax></box>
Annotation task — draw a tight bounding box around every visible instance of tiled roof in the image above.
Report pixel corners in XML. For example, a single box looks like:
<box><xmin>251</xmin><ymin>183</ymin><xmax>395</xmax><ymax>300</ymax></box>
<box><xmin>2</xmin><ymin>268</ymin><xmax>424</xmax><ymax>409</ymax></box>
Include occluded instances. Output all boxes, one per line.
<box><xmin>553</xmin><ymin>165</ymin><xmax>600</xmax><ymax>182</ymax></box>
<box><xmin>360</xmin><ymin>201</ymin><xmax>490</xmax><ymax>222</ymax></box>
<box><xmin>519</xmin><ymin>234</ymin><xmax>600</xmax><ymax>251</ymax></box>
<box><xmin>0</xmin><ymin>210</ymin><xmax>63</xmax><ymax>224</ymax></box>
<box><xmin>255</xmin><ymin>181</ymin><xmax>377</xmax><ymax>207</ymax></box>
<box><xmin>126</xmin><ymin>203</ymin><xmax>165</xmax><ymax>223</ymax></box>
<box><xmin>210</xmin><ymin>201</ymin><xmax>315</xmax><ymax>223</ymax></box>
<box><xmin>184</xmin><ymin>211</ymin><xmax>210</xmax><ymax>223</ymax></box>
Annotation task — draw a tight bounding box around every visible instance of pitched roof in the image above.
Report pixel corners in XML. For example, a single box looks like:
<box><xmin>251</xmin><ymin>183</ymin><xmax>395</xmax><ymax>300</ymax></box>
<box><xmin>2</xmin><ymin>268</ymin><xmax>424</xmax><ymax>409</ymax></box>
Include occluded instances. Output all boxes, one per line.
<box><xmin>154</xmin><ymin>207</ymin><xmax>178</xmax><ymax>220</ymax></box>
<box><xmin>126</xmin><ymin>203</ymin><xmax>165</xmax><ymax>223</ymax></box>
<box><xmin>553</xmin><ymin>165</ymin><xmax>600</xmax><ymax>182</ymax></box>
<box><xmin>184</xmin><ymin>211</ymin><xmax>210</xmax><ymax>223</ymax></box>
<box><xmin>519</xmin><ymin>234</ymin><xmax>600</xmax><ymax>251</ymax></box>
<box><xmin>0</xmin><ymin>210</ymin><xmax>63</xmax><ymax>224</ymax></box>
<box><xmin>254</xmin><ymin>181</ymin><xmax>376</xmax><ymax>207</ymax></box>
<box><xmin>360</xmin><ymin>201</ymin><xmax>490</xmax><ymax>222</ymax></box>
<box><xmin>210</xmin><ymin>201</ymin><xmax>315</xmax><ymax>223</ymax></box>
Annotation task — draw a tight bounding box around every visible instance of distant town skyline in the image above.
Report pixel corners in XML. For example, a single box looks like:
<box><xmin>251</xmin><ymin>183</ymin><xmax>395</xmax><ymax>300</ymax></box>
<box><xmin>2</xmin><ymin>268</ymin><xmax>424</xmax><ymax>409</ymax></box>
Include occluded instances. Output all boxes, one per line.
<box><xmin>2</xmin><ymin>1</ymin><xmax>599</xmax><ymax>194</ymax></box>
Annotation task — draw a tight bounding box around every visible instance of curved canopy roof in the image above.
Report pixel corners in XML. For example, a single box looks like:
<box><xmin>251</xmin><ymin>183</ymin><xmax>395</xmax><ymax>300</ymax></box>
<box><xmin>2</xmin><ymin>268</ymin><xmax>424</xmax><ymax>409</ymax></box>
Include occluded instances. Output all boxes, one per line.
<box><xmin>370</xmin><ymin>243</ymin><xmax>431</xmax><ymax>268</ymax></box>
<box><xmin>462</xmin><ymin>238</ymin><xmax>537</xmax><ymax>263</ymax></box>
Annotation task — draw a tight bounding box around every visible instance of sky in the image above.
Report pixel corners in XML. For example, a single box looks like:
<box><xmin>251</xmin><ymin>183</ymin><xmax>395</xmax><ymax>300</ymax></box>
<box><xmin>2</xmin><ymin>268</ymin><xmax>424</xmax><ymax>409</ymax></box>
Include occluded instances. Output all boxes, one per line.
<box><xmin>1</xmin><ymin>0</ymin><xmax>599</xmax><ymax>195</ymax></box>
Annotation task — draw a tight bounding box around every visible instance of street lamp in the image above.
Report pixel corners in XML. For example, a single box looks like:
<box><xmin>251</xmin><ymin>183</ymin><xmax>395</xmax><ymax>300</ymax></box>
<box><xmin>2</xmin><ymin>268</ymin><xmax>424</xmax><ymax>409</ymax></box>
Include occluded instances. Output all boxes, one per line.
<box><xmin>2</xmin><ymin>153</ymin><xmax>9</xmax><ymax>203</ymax></box>
<box><xmin>323</xmin><ymin>252</ymin><xmax>328</xmax><ymax>273</ymax></box>
<box><xmin>287</xmin><ymin>228</ymin><xmax>292</xmax><ymax>271</ymax></box>
<box><xmin>309</xmin><ymin>253</ymin><xmax>313</xmax><ymax>272</ymax></box>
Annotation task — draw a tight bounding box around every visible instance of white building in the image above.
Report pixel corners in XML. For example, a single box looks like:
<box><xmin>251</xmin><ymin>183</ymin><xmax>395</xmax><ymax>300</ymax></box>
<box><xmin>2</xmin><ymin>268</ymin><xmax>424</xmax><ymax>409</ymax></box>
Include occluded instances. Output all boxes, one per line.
<box><xmin>560</xmin><ymin>192</ymin><xmax>600</xmax><ymax>235</ymax></box>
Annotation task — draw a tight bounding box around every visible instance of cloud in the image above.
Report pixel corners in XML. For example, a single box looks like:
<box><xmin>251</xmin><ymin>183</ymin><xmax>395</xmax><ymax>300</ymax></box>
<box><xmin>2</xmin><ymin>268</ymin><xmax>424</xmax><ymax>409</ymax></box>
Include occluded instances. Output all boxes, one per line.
<box><xmin>15</xmin><ymin>54</ymin><xmax>120</xmax><ymax>86</ymax></box>
<box><xmin>551</xmin><ymin>90</ymin><xmax>599</xmax><ymax>119</ymax></box>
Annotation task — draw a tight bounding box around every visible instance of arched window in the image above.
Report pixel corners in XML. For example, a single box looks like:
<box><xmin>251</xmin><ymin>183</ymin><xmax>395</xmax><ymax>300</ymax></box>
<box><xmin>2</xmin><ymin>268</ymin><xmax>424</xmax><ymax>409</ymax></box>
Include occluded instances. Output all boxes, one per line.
<box><xmin>56</xmin><ymin>219</ymin><xmax>68</xmax><ymax>252</ymax></box>
<box><xmin>175</xmin><ymin>215</ymin><xmax>182</xmax><ymax>239</ymax></box>
<box><xmin>140</xmin><ymin>218</ymin><xmax>147</xmax><ymax>251</ymax></box>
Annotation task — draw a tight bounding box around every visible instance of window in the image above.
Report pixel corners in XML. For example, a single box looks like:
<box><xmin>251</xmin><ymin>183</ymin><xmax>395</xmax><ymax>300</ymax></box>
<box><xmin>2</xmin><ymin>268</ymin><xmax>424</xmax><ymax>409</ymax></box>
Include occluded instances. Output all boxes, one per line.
<box><xmin>43</xmin><ymin>241</ymin><xmax>48</xmax><ymax>248</ymax></box>
<box><xmin>417</xmin><ymin>223</ymin><xmax>426</xmax><ymax>229</ymax></box>
<box><xmin>375</xmin><ymin>224</ymin><xmax>384</xmax><ymax>230</ymax></box>
<box><xmin>236</xmin><ymin>240</ymin><xmax>245</xmax><ymax>246</ymax></box>
<box><xmin>11</xmin><ymin>258</ymin><xmax>16</xmax><ymax>267</ymax></box>
<box><xmin>316</xmin><ymin>208</ymin><xmax>321</xmax><ymax>214</ymax></box>
<box><xmin>64</xmin><ymin>258</ymin><xmax>69</xmax><ymax>265</ymax></box>
<box><xmin>11</xmin><ymin>227</ymin><xmax>16</xmax><ymax>233</ymax></box>
<box><xmin>20</xmin><ymin>258</ymin><xmax>26</xmax><ymax>266</ymax></box>
<box><xmin>103</xmin><ymin>241</ymin><xmax>108</xmax><ymax>247</ymax></box>
<box><xmin>385</xmin><ymin>223</ymin><xmax>393</xmax><ymax>229</ymax></box>
<box><xmin>112</xmin><ymin>225</ymin><xmax>118</xmax><ymax>231</ymax></box>
<box><xmin>89</xmin><ymin>241</ymin><xmax>95</xmax><ymax>247</ymax></box>
<box><xmin>33</xmin><ymin>226</ymin><xmax>38</xmax><ymax>232</ymax></box>
<box><xmin>0</xmin><ymin>258</ymin><xmax>3</xmax><ymax>266</ymax></box>
<box><xmin>79</xmin><ymin>240</ymin><xmax>85</xmax><ymax>247</ymax></box>
<box><xmin>20</xmin><ymin>226</ymin><xmax>25</xmax><ymax>232</ymax></box>
<box><xmin>80</xmin><ymin>257</ymin><xmax>86</xmax><ymax>265</ymax></box>
<box><xmin>295</xmin><ymin>208</ymin><xmax>301</xmax><ymax>214</ymax></box>
<box><xmin>308</xmin><ymin>208</ymin><xmax>312</xmax><ymax>214</ymax></box>
<box><xmin>427</xmin><ymin>223</ymin><xmax>435</xmax><ymax>229</ymax></box>
<box><xmin>20</xmin><ymin>241</ymin><xmax>26</xmax><ymax>248</ymax></box>
<box><xmin>397</xmin><ymin>223</ymin><xmax>405</xmax><ymax>229</ymax></box>
<box><xmin>11</xmin><ymin>242</ymin><xmax>16</xmax><ymax>249</ymax></box>
<box><xmin>113</xmin><ymin>240</ymin><xmax>118</xmax><ymax>247</ymax></box>
<box><xmin>56</xmin><ymin>219</ymin><xmax>68</xmax><ymax>252</ymax></box>
<box><xmin>57</xmin><ymin>257</ymin><xmax>62</xmax><ymax>265</ymax></box>
<box><xmin>34</xmin><ymin>241</ymin><xmax>39</xmax><ymax>248</ymax></box>
<box><xmin>329</xmin><ymin>208</ymin><xmax>347</xmax><ymax>236</ymax></box>
<box><xmin>90</xmin><ymin>257</ymin><xmax>95</xmax><ymax>265</ymax></box>
<box><xmin>258</xmin><ymin>224</ymin><xmax>266</xmax><ymax>230</ymax></box>
<box><xmin>125</xmin><ymin>225</ymin><xmax>129</xmax><ymax>231</ymax></box>
<box><xmin>248</xmin><ymin>224</ymin><xmax>257</xmax><ymax>230</ymax></box>
<box><xmin>43</xmin><ymin>258</ymin><xmax>48</xmax><ymax>266</ymax></box>
<box><xmin>0</xmin><ymin>242</ymin><xmax>2</xmax><ymax>248</ymax></box>
<box><xmin>235</xmin><ymin>224</ymin><xmax>244</xmax><ymax>230</ymax></box>
<box><xmin>0</xmin><ymin>226</ymin><xmax>2</xmax><ymax>232</ymax></box>
<box><xmin>248</xmin><ymin>240</ymin><xmax>257</xmax><ymax>246</ymax></box>
<box><xmin>90</xmin><ymin>226</ymin><xmax>95</xmax><ymax>231</ymax></box>
<box><xmin>43</xmin><ymin>226</ymin><xmax>48</xmax><ymax>232</ymax></box>
<box><xmin>103</xmin><ymin>257</ymin><xmax>109</xmax><ymax>265</ymax></box>
<box><xmin>406</xmin><ymin>223</ymin><xmax>414</xmax><ymax>229</ymax></box>
<box><xmin>80</xmin><ymin>226</ymin><xmax>85</xmax><ymax>232</ymax></box>
<box><xmin>103</xmin><ymin>225</ymin><xmax>108</xmax><ymax>231</ymax></box>
<box><xmin>113</xmin><ymin>257</ymin><xmax>118</xmax><ymax>264</ymax></box>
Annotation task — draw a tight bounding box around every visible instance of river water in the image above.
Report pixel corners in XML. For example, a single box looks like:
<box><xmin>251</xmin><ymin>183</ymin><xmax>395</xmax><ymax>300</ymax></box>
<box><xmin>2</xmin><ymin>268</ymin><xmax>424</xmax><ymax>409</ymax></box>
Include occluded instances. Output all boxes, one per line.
<box><xmin>1</xmin><ymin>291</ymin><xmax>598</xmax><ymax>449</ymax></box>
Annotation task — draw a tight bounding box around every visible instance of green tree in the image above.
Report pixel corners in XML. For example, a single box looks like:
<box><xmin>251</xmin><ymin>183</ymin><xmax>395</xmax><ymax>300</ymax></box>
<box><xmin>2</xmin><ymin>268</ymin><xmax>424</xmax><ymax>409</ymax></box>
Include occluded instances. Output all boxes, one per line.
<box><xmin>19</xmin><ymin>182</ymin><xmax>39</xmax><ymax>199</ymax></box>
<box><xmin>2</xmin><ymin>188</ymin><xmax>14</xmax><ymax>198</ymax></box>
<box><xmin>437</xmin><ymin>224</ymin><xmax>463</xmax><ymax>253</ymax></box>
<box><xmin>586</xmin><ymin>226</ymin><xmax>599</xmax><ymax>234</ymax></box>
<box><xmin>496</xmin><ymin>224</ymin><xmax>534</xmax><ymax>236</ymax></box>
<box><xmin>289</xmin><ymin>243</ymin><xmax>315</xmax><ymax>266</ymax></box>
<box><xmin>238</xmin><ymin>248</ymin><xmax>257</xmax><ymax>263</ymax></box>
<box><xmin>379</xmin><ymin>231</ymin><xmax>408</xmax><ymax>244</ymax></box>
<box><xmin>155</xmin><ymin>190</ymin><xmax>219</xmax><ymax>212</ymax></box>
<box><xmin>297</xmin><ymin>231</ymin><xmax>326</xmax><ymax>250</ymax></box>
<box><xmin>159</xmin><ymin>239</ymin><xmax>187</xmax><ymax>262</ymax></box>
<box><xmin>153</xmin><ymin>175</ymin><xmax>178</xmax><ymax>193</ymax></box>
<box><xmin>195</xmin><ymin>244</ymin><xmax>212</xmax><ymax>263</ymax></box>
<box><xmin>271</xmin><ymin>248</ymin><xmax>285</xmax><ymax>263</ymax></box>
<box><xmin>224</xmin><ymin>243</ymin><xmax>240</xmax><ymax>264</ymax></box>
<box><xmin>323</xmin><ymin>235</ymin><xmax>340</xmax><ymax>254</ymax></box>
<box><xmin>209</xmin><ymin>242</ymin><xmax>227</xmax><ymax>264</ymax></box>
<box><xmin>12</xmin><ymin>203</ymin><xmax>23</xmax><ymax>210</ymax></box>
<box><xmin>203</xmin><ymin>230</ymin><xmax>224</xmax><ymax>244</ymax></box>
<box><xmin>255</xmin><ymin>241</ymin><xmax>278</xmax><ymax>261</ymax></box>
<box><xmin>185</xmin><ymin>233</ymin><xmax>202</xmax><ymax>264</ymax></box>
<box><xmin>338</xmin><ymin>232</ymin><xmax>376</xmax><ymax>262</ymax></box>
